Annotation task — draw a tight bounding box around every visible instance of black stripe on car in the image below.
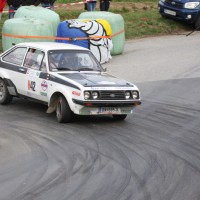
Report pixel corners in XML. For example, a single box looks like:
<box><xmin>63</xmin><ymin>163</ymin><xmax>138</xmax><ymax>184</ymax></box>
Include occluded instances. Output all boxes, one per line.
<box><xmin>0</xmin><ymin>62</ymin><xmax>28</xmax><ymax>74</ymax></box>
<box><xmin>40</xmin><ymin>73</ymin><xmax>80</xmax><ymax>90</ymax></box>
<box><xmin>0</xmin><ymin>62</ymin><xmax>80</xmax><ymax>90</ymax></box>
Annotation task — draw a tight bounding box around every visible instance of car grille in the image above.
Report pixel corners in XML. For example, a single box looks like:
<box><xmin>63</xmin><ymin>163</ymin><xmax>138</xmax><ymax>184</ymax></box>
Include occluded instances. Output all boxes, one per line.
<box><xmin>165</xmin><ymin>0</ymin><xmax>183</xmax><ymax>8</ymax></box>
<box><xmin>99</xmin><ymin>90</ymin><xmax>126</xmax><ymax>100</ymax></box>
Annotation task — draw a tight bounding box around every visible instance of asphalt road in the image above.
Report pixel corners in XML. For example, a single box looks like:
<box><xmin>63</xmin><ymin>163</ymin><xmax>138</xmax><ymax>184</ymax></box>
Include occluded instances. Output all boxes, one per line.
<box><xmin>0</xmin><ymin>32</ymin><xmax>200</xmax><ymax>200</ymax></box>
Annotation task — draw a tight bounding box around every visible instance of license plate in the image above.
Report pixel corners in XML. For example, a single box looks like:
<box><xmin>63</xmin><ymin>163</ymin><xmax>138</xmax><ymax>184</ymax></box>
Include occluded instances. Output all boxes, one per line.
<box><xmin>99</xmin><ymin>107</ymin><xmax>121</xmax><ymax>114</ymax></box>
<box><xmin>164</xmin><ymin>9</ymin><xmax>176</xmax><ymax>16</ymax></box>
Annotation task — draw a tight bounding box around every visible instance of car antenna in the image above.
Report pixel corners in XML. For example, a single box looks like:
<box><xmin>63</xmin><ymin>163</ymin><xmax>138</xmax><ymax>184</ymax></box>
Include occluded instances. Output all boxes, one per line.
<box><xmin>186</xmin><ymin>25</ymin><xmax>200</xmax><ymax>36</ymax></box>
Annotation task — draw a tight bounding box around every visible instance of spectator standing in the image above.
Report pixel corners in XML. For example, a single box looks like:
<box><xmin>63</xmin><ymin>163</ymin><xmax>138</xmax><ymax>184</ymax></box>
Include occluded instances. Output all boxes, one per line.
<box><xmin>0</xmin><ymin>0</ymin><xmax>6</xmax><ymax>20</ymax></box>
<box><xmin>7</xmin><ymin>0</ymin><xmax>23</xmax><ymax>18</ymax></box>
<box><xmin>22</xmin><ymin>0</ymin><xmax>40</xmax><ymax>6</ymax></box>
<box><xmin>86</xmin><ymin>0</ymin><xmax>96</xmax><ymax>11</ymax></box>
<box><xmin>50</xmin><ymin>0</ymin><xmax>56</xmax><ymax>10</ymax></box>
<box><xmin>40</xmin><ymin>0</ymin><xmax>51</xmax><ymax>9</ymax></box>
<box><xmin>100</xmin><ymin>0</ymin><xmax>111</xmax><ymax>11</ymax></box>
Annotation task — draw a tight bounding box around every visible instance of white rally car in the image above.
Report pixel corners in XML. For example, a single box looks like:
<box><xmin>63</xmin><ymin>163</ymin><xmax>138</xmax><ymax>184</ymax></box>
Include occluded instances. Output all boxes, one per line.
<box><xmin>0</xmin><ymin>42</ymin><xmax>141</xmax><ymax>123</ymax></box>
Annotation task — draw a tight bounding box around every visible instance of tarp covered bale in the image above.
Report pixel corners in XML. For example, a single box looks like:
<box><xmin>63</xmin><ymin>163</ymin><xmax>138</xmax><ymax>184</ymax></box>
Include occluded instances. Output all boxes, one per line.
<box><xmin>15</xmin><ymin>6</ymin><xmax>60</xmax><ymax>36</ymax></box>
<box><xmin>56</xmin><ymin>19</ymin><xmax>113</xmax><ymax>64</ymax></box>
<box><xmin>78</xmin><ymin>11</ymin><xmax>125</xmax><ymax>55</ymax></box>
<box><xmin>2</xmin><ymin>18</ymin><xmax>54</xmax><ymax>51</ymax></box>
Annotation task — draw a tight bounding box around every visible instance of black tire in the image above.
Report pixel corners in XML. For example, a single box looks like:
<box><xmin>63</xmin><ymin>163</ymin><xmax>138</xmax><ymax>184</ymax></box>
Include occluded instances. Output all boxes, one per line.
<box><xmin>161</xmin><ymin>14</ymin><xmax>167</xmax><ymax>19</ymax></box>
<box><xmin>0</xmin><ymin>79</ymin><xmax>13</xmax><ymax>105</ymax></box>
<box><xmin>56</xmin><ymin>95</ymin><xmax>73</xmax><ymax>123</ymax></box>
<box><xmin>112</xmin><ymin>114</ymin><xmax>127</xmax><ymax>121</ymax></box>
<box><xmin>195</xmin><ymin>16</ymin><xmax>200</xmax><ymax>30</ymax></box>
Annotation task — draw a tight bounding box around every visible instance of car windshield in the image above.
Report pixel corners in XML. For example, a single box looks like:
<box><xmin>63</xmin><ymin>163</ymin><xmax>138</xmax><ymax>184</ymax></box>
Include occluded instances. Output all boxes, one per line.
<box><xmin>48</xmin><ymin>50</ymin><xmax>103</xmax><ymax>72</ymax></box>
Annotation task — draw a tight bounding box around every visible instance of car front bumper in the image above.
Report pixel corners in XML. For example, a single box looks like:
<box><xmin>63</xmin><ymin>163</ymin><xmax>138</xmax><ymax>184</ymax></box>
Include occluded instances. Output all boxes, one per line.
<box><xmin>158</xmin><ymin>1</ymin><xmax>199</xmax><ymax>23</ymax></box>
<box><xmin>72</xmin><ymin>99</ymin><xmax>141</xmax><ymax>115</ymax></box>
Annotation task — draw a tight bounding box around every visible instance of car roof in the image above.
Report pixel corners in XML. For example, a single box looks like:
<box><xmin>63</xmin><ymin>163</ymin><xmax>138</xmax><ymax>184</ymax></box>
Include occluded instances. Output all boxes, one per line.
<box><xmin>16</xmin><ymin>42</ymin><xmax>88</xmax><ymax>51</ymax></box>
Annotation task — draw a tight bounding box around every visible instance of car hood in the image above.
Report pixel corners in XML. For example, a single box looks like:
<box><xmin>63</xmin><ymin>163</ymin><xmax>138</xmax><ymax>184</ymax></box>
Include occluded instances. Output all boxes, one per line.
<box><xmin>59</xmin><ymin>72</ymin><xmax>134</xmax><ymax>87</ymax></box>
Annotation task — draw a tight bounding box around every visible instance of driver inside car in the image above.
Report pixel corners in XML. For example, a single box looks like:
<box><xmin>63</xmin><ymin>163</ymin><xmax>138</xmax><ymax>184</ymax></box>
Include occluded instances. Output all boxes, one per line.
<box><xmin>58</xmin><ymin>53</ymin><xmax>79</xmax><ymax>70</ymax></box>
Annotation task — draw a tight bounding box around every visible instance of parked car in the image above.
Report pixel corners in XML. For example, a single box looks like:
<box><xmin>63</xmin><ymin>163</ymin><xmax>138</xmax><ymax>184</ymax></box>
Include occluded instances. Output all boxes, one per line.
<box><xmin>158</xmin><ymin>0</ymin><xmax>200</xmax><ymax>28</ymax></box>
<box><xmin>0</xmin><ymin>42</ymin><xmax>141</xmax><ymax>123</ymax></box>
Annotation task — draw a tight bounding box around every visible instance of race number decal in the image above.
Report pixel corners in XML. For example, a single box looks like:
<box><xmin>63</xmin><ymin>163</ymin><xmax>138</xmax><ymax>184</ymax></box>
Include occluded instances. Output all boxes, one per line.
<box><xmin>28</xmin><ymin>80</ymin><xmax>36</xmax><ymax>91</ymax></box>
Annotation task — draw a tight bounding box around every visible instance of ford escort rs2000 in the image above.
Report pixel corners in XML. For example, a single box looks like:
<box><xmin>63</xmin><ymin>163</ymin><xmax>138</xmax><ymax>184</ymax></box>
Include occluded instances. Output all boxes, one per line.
<box><xmin>0</xmin><ymin>42</ymin><xmax>141</xmax><ymax>123</ymax></box>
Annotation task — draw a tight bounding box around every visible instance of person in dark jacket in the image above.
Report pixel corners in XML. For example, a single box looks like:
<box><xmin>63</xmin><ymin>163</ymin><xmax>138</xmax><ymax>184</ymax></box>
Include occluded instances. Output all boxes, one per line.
<box><xmin>40</xmin><ymin>0</ymin><xmax>51</xmax><ymax>9</ymax></box>
<box><xmin>100</xmin><ymin>0</ymin><xmax>111</xmax><ymax>11</ymax></box>
<box><xmin>86</xmin><ymin>0</ymin><xmax>97</xmax><ymax>11</ymax></box>
<box><xmin>7</xmin><ymin>0</ymin><xmax>23</xmax><ymax>18</ymax></box>
<box><xmin>50</xmin><ymin>0</ymin><xmax>56</xmax><ymax>9</ymax></box>
<box><xmin>23</xmin><ymin>0</ymin><xmax>55</xmax><ymax>9</ymax></box>
<box><xmin>22</xmin><ymin>0</ymin><xmax>40</xmax><ymax>6</ymax></box>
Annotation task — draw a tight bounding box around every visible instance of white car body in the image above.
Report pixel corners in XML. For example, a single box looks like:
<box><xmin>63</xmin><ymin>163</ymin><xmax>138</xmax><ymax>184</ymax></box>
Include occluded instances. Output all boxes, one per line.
<box><xmin>0</xmin><ymin>42</ymin><xmax>141</xmax><ymax>122</ymax></box>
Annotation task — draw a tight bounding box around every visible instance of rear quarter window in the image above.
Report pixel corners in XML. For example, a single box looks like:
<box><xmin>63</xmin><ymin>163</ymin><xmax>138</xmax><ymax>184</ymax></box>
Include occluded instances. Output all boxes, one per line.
<box><xmin>2</xmin><ymin>47</ymin><xmax>27</xmax><ymax>65</ymax></box>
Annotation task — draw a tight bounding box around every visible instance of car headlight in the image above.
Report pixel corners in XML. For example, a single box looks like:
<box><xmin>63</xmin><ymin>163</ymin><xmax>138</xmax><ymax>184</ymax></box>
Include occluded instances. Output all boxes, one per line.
<box><xmin>125</xmin><ymin>91</ymin><xmax>131</xmax><ymax>99</ymax></box>
<box><xmin>92</xmin><ymin>91</ymin><xmax>99</xmax><ymax>100</ymax></box>
<box><xmin>132</xmin><ymin>91</ymin><xmax>139</xmax><ymax>99</ymax></box>
<box><xmin>184</xmin><ymin>2</ymin><xmax>200</xmax><ymax>9</ymax></box>
<box><xmin>84</xmin><ymin>91</ymin><xmax>91</xmax><ymax>100</ymax></box>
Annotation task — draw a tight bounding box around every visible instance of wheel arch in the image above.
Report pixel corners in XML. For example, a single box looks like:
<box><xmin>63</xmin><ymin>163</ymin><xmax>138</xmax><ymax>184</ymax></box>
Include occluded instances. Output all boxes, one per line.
<box><xmin>0</xmin><ymin>77</ymin><xmax>18</xmax><ymax>96</ymax></box>
<box><xmin>0</xmin><ymin>78</ymin><xmax>13</xmax><ymax>104</ymax></box>
<box><xmin>0</xmin><ymin>71</ymin><xmax>9</xmax><ymax>79</ymax></box>
<box><xmin>46</xmin><ymin>91</ymin><xmax>73</xmax><ymax>114</ymax></box>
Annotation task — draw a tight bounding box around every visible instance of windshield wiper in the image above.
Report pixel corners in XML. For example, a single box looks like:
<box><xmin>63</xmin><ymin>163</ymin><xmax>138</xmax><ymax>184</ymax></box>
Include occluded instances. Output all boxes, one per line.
<box><xmin>57</xmin><ymin>68</ymin><xmax>72</xmax><ymax>71</ymax></box>
<box><xmin>79</xmin><ymin>68</ymin><xmax>94</xmax><ymax>71</ymax></box>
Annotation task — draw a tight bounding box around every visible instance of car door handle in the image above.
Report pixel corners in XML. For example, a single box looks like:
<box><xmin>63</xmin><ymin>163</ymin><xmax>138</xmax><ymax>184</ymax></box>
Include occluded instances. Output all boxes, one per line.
<box><xmin>19</xmin><ymin>68</ymin><xmax>25</xmax><ymax>72</ymax></box>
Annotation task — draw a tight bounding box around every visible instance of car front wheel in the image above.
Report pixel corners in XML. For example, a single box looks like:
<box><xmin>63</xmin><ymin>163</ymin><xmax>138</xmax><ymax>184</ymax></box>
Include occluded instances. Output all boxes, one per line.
<box><xmin>0</xmin><ymin>79</ymin><xmax>13</xmax><ymax>105</ymax></box>
<box><xmin>195</xmin><ymin>16</ymin><xmax>200</xmax><ymax>29</ymax></box>
<box><xmin>56</xmin><ymin>95</ymin><xmax>73</xmax><ymax>123</ymax></box>
<box><xmin>112</xmin><ymin>114</ymin><xmax>127</xmax><ymax>121</ymax></box>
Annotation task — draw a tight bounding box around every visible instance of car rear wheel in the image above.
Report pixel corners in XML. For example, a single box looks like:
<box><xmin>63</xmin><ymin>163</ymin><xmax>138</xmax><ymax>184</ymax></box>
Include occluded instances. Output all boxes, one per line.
<box><xmin>0</xmin><ymin>79</ymin><xmax>13</xmax><ymax>105</ymax></box>
<box><xmin>195</xmin><ymin>16</ymin><xmax>200</xmax><ymax>29</ymax></box>
<box><xmin>56</xmin><ymin>95</ymin><xmax>73</xmax><ymax>123</ymax></box>
<box><xmin>112</xmin><ymin>114</ymin><xmax>127</xmax><ymax>121</ymax></box>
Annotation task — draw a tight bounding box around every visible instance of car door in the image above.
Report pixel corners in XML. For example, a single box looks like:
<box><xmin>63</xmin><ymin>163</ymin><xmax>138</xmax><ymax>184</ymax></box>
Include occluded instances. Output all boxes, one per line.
<box><xmin>23</xmin><ymin>48</ymin><xmax>49</xmax><ymax>103</ymax></box>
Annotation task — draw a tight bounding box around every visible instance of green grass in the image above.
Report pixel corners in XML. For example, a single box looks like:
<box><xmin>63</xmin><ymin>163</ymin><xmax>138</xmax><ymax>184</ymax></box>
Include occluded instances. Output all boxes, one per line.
<box><xmin>118</xmin><ymin>8</ymin><xmax>192</xmax><ymax>39</ymax></box>
<box><xmin>0</xmin><ymin>0</ymin><xmax>193</xmax><ymax>51</ymax></box>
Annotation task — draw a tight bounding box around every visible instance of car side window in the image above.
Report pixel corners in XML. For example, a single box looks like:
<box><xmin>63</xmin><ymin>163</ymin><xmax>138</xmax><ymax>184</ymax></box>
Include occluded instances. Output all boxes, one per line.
<box><xmin>2</xmin><ymin>47</ymin><xmax>27</xmax><ymax>65</ymax></box>
<box><xmin>24</xmin><ymin>48</ymin><xmax>45</xmax><ymax>71</ymax></box>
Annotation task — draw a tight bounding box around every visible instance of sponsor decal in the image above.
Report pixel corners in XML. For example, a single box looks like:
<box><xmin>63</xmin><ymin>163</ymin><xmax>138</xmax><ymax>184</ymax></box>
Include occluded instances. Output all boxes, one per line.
<box><xmin>72</xmin><ymin>91</ymin><xmax>81</xmax><ymax>96</ymax></box>
<box><xmin>28</xmin><ymin>80</ymin><xmax>36</xmax><ymax>91</ymax></box>
<box><xmin>26</xmin><ymin>69</ymin><xmax>40</xmax><ymax>77</ymax></box>
<box><xmin>41</xmin><ymin>80</ymin><xmax>48</xmax><ymax>91</ymax></box>
<box><xmin>110</xmin><ymin>93</ymin><xmax>115</xmax><ymax>98</ymax></box>
<box><xmin>40</xmin><ymin>92</ymin><xmax>47</xmax><ymax>96</ymax></box>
